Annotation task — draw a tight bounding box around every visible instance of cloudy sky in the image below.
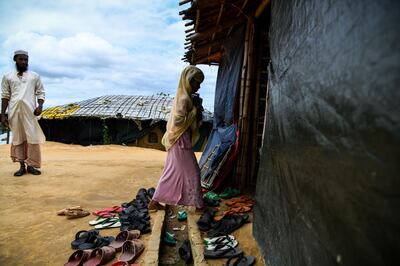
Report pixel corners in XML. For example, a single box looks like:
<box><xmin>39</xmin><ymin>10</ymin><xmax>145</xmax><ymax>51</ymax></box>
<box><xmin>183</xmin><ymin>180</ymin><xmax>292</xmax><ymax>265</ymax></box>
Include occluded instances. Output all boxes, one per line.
<box><xmin>0</xmin><ymin>0</ymin><xmax>218</xmax><ymax>110</ymax></box>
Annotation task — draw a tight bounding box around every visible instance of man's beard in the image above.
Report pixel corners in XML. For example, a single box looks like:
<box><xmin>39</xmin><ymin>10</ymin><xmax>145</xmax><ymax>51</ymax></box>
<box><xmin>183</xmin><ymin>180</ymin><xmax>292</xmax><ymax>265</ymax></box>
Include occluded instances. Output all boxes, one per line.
<box><xmin>15</xmin><ymin>63</ymin><xmax>28</xmax><ymax>72</ymax></box>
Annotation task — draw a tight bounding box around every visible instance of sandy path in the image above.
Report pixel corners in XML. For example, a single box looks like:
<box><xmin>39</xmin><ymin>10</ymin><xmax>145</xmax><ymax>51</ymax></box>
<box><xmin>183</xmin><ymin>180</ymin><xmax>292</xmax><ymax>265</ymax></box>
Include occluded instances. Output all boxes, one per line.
<box><xmin>0</xmin><ymin>142</ymin><xmax>170</xmax><ymax>265</ymax></box>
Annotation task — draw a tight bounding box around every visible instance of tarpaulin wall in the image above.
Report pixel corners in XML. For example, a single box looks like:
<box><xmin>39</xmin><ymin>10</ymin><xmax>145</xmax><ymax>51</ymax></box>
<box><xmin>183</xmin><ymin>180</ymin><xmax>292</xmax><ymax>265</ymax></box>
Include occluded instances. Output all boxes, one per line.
<box><xmin>39</xmin><ymin>118</ymin><xmax>162</xmax><ymax>146</ymax></box>
<box><xmin>254</xmin><ymin>0</ymin><xmax>400</xmax><ymax>265</ymax></box>
<box><xmin>198</xmin><ymin>26</ymin><xmax>244</xmax><ymax>188</ymax></box>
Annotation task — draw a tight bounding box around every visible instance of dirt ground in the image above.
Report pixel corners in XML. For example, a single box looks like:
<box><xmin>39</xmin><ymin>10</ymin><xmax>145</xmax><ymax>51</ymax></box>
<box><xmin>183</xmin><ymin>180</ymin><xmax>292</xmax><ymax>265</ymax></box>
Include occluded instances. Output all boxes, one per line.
<box><xmin>0</xmin><ymin>142</ymin><xmax>264</xmax><ymax>265</ymax></box>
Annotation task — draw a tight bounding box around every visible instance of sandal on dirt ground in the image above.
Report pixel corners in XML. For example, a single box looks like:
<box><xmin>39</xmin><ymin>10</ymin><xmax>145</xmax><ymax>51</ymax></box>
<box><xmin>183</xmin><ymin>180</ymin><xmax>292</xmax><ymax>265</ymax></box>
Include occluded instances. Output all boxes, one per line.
<box><xmin>27</xmin><ymin>165</ymin><xmax>41</xmax><ymax>175</ymax></box>
<box><xmin>204</xmin><ymin>245</ymin><xmax>243</xmax><ymax>259</ymax></box>
<box><xmin>64</xmin><ymin>249</ymin><xmax>91</xmax><ymax>266</ymax></box>
<box><xmin>204</xmin><ymin>191</ymin><xmax>220</xmax><ymax>201</ymax></box>
<box><xmin>197</xmin><ymin>208</ymin><xmax>216</xmax><ymax>231</ymax></box>
<box><xmin>92</xmin><ymin>206</ymin><xmax>123</xmax><ymax>217</ymax></box>
<box><xmin>208</xmin><ymin>214</ymin><xmax>249</xmax><ymax>237</ymax></box>
<box><xmin>205</xmin><ymin>239</ymin><xmax>238</xmax><ymax>250</ymax></box>
<box><xmin>89</xmin><ymin>216</ymin><xmax>114</xmax><ymax>226</ymax></box>
<box><xmin>78</xmin><ymin>236</ymin><xmax>115</xmax><ymax>250</ymax></box>
<box><xmin>71</xmin><ymin>230</ymin><xmax>99</xmax><ymax>250</ymax></box>
<box><xmin>224</xmin><ymin>196</ymin><xmax>255</xmax><ymax>207</ymax></box>
<box><xmin>219</xmin><ymin>187</ymin><xmax>241</xmax><ymax>199</ymax></box>
<box><xmin>179</xmin><ymin>239</ymin><xmax>193</xmax><ymax>264</ymax></box>
<box><xmin>66</xmin><ymin>209</ymin><xmax>90</xmax><ymax>219</ymax></box>
<box><xmin>118</xmin><ymin>239</ymin><xmax>145</xmax><ymax>263</ymax></box>
<box><xmin>83</xmin><ymin>246</ymin><xmax>116</xmax><ymax>266</ymax></box>
<box><xmin>177</xmin><ymin>210</ymin><xmax>187</xmax><ymax>221</ymax></box>
<box><xmin>224</xmin><ymin>254</ymin><xmax>256</xmax><ymax>266</ymax></box>
<box><xmin>164</xmin><ymin>231</ymin><xmax>177</xmax><ymax>246</ymax></box>
<box><xmin>109</xmin><ymin>230</ymin><xmax>141</xmax><ymax>252</ymax></box>
<box><xmin>94</xmin><ymin>218</ymin><xmax>121</xmax><ymax>229</ymax></box>
<box><xmin>204</xmin><ymin>234</ymin><xmax>235</xmax><ymax>245</ymax></box>
<box><xmin>57</xmin><ymin>206</ymin><xmax>82</xmax><ymax>216</ymax></box>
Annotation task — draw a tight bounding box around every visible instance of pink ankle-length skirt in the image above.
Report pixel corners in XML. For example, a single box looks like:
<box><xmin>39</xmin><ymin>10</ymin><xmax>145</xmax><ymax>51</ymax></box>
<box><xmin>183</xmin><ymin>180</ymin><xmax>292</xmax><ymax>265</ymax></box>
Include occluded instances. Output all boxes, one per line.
<box><xmin>152</xmin><ymin>131</ymin><xmax>204</xmax><ymax>209</ymax></box>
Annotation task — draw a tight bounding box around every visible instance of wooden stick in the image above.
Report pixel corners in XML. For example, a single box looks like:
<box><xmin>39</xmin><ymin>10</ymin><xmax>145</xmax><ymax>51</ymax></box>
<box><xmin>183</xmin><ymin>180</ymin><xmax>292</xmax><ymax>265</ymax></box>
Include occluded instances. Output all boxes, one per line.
<box><xmin>179</xmin><ymin>0</ymin><xmax>191</xmax><ymax>6</ymax></box>
<box><xmin>185</xmin><ymin>21</ymin><xmax>194</xmax><ymax>27</ymax></box>
<box><xmin>185</xmin><ymin>27</ymin><xmax>195</xmax><ymax>33</ymax></box>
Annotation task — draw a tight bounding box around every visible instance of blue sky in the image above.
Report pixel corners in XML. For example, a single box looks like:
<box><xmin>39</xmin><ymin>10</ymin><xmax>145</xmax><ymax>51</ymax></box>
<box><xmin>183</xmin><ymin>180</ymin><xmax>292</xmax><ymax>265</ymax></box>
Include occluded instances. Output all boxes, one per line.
<box><xmin>0</xmin><ymin>0</ymin><xmax>217</xmax><ymax>110</ymax></box>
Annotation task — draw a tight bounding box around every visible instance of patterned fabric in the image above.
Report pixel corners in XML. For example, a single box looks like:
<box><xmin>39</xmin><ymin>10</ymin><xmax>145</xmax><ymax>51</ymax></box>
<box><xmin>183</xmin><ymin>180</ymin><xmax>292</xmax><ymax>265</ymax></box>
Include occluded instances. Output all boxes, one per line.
<box><xmin>153</xmin><ymin>131</ymin><xmax>204</xmax><ymax>209</ymax></box>
<box><xmin>10</xmin><ymin>141</ymin><xmax>41</xmax><ymax>168</ymax></box>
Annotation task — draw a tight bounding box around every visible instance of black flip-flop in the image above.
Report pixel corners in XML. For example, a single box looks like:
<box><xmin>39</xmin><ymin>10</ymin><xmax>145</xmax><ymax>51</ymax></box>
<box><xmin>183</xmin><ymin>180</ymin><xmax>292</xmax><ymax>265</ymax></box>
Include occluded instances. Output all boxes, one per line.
<box><xmin>179</xmin><ymin>239</ymin><xmax>193</xmax><ymax>264</ymax></box>
<box><xmin>204</xmin><ymin>245</ymin><xmax>243</xmax><ymax>259</ymax></box>
<box><xmin>224</xmin><ymin>254</ymin><xmax>256</xmax><ymax>266</ymax></box>
<box><xmin>208</xmin><ymin>214</ymin><xmax>249</xmax><ymax>237</ymax></box>
<box><xmin>71</xmin><ymin>230</ymin><xmax>99</xmax><ymax>249</ymax></box>
<box><xmin>197</xmin><ymin>209</ymin><xmax>216</xmax><ymax>231</ymax></box>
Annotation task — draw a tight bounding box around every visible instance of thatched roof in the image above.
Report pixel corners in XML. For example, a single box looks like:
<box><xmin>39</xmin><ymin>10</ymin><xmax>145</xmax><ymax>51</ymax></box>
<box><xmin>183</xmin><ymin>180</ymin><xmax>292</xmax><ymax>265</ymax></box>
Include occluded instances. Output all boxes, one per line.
<box><xmin>180</xmin><ymin>0</ymin><xmax>269</xmax><ymax>65</ymax></box>
<box><xmin>41</xmin><ymin>94</ymin><xmax>213</xmax><ymax>121</ymax></box>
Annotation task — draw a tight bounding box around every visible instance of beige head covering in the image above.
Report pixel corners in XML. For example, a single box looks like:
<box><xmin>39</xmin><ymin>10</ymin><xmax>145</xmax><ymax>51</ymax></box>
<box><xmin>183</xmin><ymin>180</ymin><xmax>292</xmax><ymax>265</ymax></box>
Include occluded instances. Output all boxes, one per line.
<box><xmin>162</xmin><ymin>65</ymin><xmax>205</xmax><ymax>150</ymax></box>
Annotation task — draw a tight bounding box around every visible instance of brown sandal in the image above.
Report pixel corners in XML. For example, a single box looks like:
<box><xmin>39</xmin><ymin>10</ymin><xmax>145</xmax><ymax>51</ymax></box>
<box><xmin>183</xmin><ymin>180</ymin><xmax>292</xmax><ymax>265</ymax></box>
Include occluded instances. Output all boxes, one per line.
<box><xmin>109</xmin><ymin>230</ymin><xmax>141</xmax><ymax>252</ymax></box>
<box><xmin>83</xmin><ymin>246</ymin><xmax>116</xmax><ymax>266</ymax></box>
<box><xmin>65</xmin><ymin>209</ymin><xmax>90</xmax><ymax>219</ymax></box>
<box><xmin>57</xmin><ymin>206</ymin><xmax>83</xmax><ymax>216</ymax></box>
<box><xmin>119</xmin><ymin>239</ymin><xmax>145</xmax><ymax>263</ymax></box>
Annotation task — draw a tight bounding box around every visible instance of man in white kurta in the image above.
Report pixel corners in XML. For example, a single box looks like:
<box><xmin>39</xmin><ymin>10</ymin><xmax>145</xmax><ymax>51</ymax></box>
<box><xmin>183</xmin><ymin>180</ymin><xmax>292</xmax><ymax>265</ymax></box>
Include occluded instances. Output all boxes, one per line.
<box><xmin>1</xmin><ymin>50</ymin><xmax>46</xmax><ymax>176</ymax></box>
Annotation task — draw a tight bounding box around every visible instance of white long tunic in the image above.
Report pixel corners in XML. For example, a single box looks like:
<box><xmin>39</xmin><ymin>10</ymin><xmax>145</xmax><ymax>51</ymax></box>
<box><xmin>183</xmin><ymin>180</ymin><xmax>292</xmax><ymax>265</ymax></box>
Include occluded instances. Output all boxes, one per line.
<box><xmin>1</xmin><ymin>71</ymin><xmax>46</xmax><ymax>145</ymax></box>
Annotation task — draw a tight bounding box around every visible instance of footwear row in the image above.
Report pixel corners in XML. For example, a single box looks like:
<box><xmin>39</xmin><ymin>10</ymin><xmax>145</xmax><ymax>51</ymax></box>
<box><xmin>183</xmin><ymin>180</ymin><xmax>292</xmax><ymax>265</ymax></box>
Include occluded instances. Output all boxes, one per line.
<box><xmin>66</xmin><ymin>230</ymin><xmax>144</xmax><ymax>266</ymax></box>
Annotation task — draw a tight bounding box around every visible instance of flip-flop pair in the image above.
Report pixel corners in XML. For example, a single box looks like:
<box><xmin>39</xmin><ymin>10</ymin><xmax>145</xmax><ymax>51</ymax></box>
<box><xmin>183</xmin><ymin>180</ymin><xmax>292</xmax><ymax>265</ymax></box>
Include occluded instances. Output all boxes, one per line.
<box><xmin>92</xmin><ymin>206</ymin><xmax>124</xmax><ymax>218</ymax></box>
<box><xmin>57</xmin><ymin>206</ymin><xmax>90</xmax><ymax>218</ymax></box>
<box><xmin>224</xmin><ymin>254</ymin><xmax>256</xmax><ymax>266</ymax></box>
<box><xmin>93</xmin><ymin>217</ymin><xmax>121</xmax><ymax>230</ymax></box>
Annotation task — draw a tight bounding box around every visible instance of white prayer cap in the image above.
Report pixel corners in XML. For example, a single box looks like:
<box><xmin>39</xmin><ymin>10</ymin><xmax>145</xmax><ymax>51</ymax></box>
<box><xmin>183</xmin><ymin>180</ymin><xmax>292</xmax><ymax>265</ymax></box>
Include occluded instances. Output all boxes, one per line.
<box><xmin>14</xmin><ymin>50</ymin><xmax>28</xmax><ymax>56</ymax></box>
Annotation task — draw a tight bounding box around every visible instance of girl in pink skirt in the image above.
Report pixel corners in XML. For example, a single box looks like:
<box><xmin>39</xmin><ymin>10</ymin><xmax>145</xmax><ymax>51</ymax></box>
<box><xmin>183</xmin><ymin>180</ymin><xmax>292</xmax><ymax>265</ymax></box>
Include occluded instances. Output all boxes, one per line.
<box><xmin>148</xmin><ymin>66</ymin><xmax>205</xmax><ymax>212</ymax></box>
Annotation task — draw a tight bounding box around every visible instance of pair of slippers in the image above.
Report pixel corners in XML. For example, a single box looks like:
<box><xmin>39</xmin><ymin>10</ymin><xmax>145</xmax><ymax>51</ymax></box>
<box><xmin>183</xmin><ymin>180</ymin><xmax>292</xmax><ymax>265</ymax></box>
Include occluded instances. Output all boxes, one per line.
<box><xmin>66</xmin><ymin>231</ymin><xmax>144</xmax><ymax>266</ymax></box>
<box><xmin>92</xmin><ymin>206</ymin><xmax>124</xmax><ymax>218</ymax></box>
<box><xmin>65</xmin><ymin>246</ymin><xmax>115</xmax><ymax>266</ymax></box>
<box><xmin>57</xmin><ymin>206</ymin><xmax>90</xmax><ymax>219</ymax></box>
<box><xmin>197</xmin><ymin>208</ymin><xmax>216</xmax><ymax>231</ymax></box>
<box><xmin>89</xmin><ymin>216</ymin><xmax>121</xmax><ymax>230</ymax></box>
<box><xmin>208</xmin><ymin>214</ymin><xmax>249</xmax><ymax>237</ymax></box>
<box><xmin>71</xmin><ymin>230</ymin><xmax>114</xmax><ymax>250</ymax></box>
<box><xmin>179</xmin><ymin>239</ymin><xmax>193</xmax><ymax>264</ymax></box>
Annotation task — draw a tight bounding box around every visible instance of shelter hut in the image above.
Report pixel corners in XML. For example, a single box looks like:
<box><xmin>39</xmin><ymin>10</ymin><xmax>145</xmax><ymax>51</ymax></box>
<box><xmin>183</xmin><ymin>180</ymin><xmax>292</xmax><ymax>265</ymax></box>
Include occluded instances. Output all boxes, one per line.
<box><xmin>180</xmin><ymin>0</ymin><xmax>399</xmax><ymax>265</ymax></box>
<box><xmin>40</xmin><ymin>94</ymin><xmax>212</xmax><ymax>151</ymax></box>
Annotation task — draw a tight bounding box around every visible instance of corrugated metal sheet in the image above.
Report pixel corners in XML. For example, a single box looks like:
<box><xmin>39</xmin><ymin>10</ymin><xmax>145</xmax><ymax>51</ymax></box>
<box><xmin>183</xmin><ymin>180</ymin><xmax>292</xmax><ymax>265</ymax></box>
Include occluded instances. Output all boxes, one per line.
<box><xmin>41</xmin><ymin>95</ymin><xmax>213</xmax><ymax>121</ymax></box>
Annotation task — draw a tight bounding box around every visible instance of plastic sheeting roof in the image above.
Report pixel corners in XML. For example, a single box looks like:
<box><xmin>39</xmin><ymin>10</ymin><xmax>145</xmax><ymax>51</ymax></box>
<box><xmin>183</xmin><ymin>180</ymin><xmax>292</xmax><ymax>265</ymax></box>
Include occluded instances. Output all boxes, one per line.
<box><xmin>41</xmin><ymin>95</ymin><xmax>213</xmax><ymax>121</ymax></box>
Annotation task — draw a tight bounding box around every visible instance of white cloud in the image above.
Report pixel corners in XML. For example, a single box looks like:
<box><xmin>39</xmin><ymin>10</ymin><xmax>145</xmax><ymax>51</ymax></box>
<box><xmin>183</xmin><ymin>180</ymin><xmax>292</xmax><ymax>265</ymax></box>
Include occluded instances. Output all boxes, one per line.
<box><xmin>0</xmin><ymin>0</ymin><xmax>217</xmax><ymax>110</ymax></box>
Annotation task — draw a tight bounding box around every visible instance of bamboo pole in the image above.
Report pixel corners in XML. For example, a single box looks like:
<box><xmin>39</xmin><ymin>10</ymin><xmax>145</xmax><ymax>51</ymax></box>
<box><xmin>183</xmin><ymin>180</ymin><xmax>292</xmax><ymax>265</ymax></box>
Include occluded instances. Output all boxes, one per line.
<box><xmin>234</xmin><ymin>20</ymin><xmax>251</xmax><ymax>187</ymax></box>
<box><xmin>240</xmin><ymin>19</ymin><xmax>255</xmax><ymax>188</ymax></box>
<box><xmin>250</xmin><ymin>24</ymin><xmax>262</xmax><ymax>186</ymax></box>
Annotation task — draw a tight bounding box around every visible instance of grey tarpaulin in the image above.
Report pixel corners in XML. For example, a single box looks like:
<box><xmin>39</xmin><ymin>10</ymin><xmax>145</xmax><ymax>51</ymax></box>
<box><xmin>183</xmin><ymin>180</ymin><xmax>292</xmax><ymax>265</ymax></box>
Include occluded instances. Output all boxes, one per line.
<box><xmin>199</xmin><ymin>26</ymin><xmax>244</xmax><ymax>187</ymax></box>
<box><xmin>254</xmin><ymin>0</ymin><xmax>400</xmax><ymax>266</ymax></box>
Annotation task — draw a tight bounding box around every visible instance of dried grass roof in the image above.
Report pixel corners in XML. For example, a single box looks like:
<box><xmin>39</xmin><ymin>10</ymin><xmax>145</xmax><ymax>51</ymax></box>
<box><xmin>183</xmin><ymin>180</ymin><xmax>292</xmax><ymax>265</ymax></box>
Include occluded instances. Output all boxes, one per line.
<box><xmin>180</xmin><ymin>0</ymin><xmax>265</xmax><ymax>65</ymax></box>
